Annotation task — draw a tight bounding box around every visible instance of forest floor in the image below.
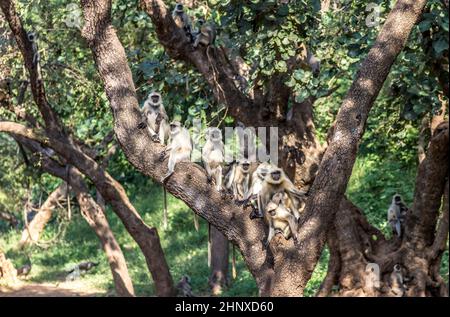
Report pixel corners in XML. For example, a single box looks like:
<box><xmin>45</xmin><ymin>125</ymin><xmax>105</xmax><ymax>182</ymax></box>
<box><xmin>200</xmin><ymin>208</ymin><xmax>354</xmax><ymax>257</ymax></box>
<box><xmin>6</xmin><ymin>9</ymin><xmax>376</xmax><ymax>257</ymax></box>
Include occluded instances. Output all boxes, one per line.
<box><xmin>0</xmin><ymin>280</ymin><xmax>105</xmax><ymax>297</ymax></box>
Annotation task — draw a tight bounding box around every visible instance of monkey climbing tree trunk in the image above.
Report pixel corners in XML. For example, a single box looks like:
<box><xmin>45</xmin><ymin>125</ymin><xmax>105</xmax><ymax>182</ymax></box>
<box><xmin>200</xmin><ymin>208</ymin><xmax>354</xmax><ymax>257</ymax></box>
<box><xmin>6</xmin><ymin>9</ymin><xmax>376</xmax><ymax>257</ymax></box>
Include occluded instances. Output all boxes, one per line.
<box><xmin>209</xmin><ymin>226</ymin><xmax>229</xmax><ymax>295</ymax></box>
<box><xmin>18</xmin><ymin>183</ymin><xmax>67</xmax><ymax>249</ymax></box>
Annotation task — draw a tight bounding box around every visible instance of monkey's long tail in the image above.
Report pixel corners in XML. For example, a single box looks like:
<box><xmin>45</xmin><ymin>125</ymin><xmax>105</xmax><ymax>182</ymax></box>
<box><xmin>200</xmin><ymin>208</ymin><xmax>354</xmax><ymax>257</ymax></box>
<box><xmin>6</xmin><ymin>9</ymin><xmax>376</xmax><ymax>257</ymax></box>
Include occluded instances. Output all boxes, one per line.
<box><xmin>232</xmin><ymin>244</ymin><xmax>237</xmax><ymax>280</ymax></box>
<box><xmin>163</xmin><ymin>187</ymin><xmax>168</xmax><ymax>230</ymax></box>
<box><xmin>193</xmin><ymin>212</ymin><xmax>199</xmax><ymax>232</ymax></box>
<box><xmin>207</xmin><ymin>223</ymin><xmax>211</xmax><ymax>268</ymax></box>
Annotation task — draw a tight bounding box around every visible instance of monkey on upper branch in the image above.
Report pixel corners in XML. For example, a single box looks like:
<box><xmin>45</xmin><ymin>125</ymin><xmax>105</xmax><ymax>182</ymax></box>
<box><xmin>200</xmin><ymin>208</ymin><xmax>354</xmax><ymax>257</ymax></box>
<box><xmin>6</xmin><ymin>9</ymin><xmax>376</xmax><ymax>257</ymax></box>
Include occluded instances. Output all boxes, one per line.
<box><xmin>193</xmin><ymin>21</ymin><xmax>216</xmax><ymax>48</ymax></box>
<box><xmin>172</xmin><ymin>3</ymin><xmax>194</xmax><ymax>42</ymax></box>
<box><xmin>27</xmin><ymin>32</ymin><xmax>42</xmax><ymax>81</ymax></box>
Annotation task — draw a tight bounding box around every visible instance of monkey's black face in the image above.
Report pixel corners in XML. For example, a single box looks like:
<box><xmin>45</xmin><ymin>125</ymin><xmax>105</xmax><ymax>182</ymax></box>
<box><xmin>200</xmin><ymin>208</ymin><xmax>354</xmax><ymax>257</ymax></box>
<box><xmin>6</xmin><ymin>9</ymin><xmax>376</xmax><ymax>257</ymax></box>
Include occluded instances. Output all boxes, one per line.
<box><xmin>170</xmin><ymin>122</ymin><xmax>181</xmax><ymax>133</ymax></box>
<box><xmin>394</xmin><ymin>195</ymin><xmax>401</xmax><ymax>203</ymax></box>
<box><xmin>151</xmin><ymin>95</ymin><xmax>160</xmax><ymax>104</ymax></box>
<box><xmin>241</xmin><ymin>163</ymin><xmax>250</xmax><ymax>172</ymax></box>
<box><xmin>208</xmin><ymin>128</ymin><xmax>222</xmax><ymax>141</ymax></box>
<box><xmin>27</xmin><ymin>33</ymin><xmax>36</xmax><ymax>41</ymax></box>
<box><xmin>271</xmin><ymin>171</ymin><xmax>281</xmax><ymax>181</ymax></box>
<box><xmin>175</xmin><ymin>3</ymin><xmax>183</xmax><ymax>12</ymax></box>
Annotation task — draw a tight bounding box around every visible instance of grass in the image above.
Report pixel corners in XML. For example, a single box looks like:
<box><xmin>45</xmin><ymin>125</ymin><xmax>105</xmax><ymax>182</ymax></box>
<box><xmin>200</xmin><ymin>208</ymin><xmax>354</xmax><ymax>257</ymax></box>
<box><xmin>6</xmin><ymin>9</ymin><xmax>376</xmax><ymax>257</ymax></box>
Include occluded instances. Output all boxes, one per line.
<box><xmin>0</xmin><ymin>155</ymin><xmax>448</xmax><ymax>296</ymax></box>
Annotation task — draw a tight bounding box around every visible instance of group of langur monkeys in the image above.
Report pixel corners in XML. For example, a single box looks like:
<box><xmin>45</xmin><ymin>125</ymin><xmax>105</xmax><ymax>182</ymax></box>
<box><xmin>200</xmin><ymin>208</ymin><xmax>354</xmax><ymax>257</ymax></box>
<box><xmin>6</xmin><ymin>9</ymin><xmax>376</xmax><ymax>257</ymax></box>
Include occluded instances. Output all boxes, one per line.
<box><xmin>141</xmin><ymin>90</ymin><xmax>411</xmax><ymax>246</ymax></box>
<box><xmin>140</xmin><ymin>91</ymin><xmax>307</xmax><ymax>246</ymax></box>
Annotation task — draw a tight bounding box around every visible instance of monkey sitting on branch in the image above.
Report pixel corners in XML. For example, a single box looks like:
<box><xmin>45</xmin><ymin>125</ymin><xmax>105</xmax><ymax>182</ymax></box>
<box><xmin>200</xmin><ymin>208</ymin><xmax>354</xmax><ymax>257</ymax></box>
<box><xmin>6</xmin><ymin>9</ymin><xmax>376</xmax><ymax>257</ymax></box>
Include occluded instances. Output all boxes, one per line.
<box><xmin>193</xmin><ymin>19</ymin><xmax>216</xmax><ymax>48</ymax></box>
<box><xmin>202</xmin><ymin>127</ymin><xmax>224</xmax><ymax>191</ymax></box>
<box><xmin>140</xmin><ymin>92</ymin><xmax>170</xmax><ymax>145</ymax></box>
<box><xmin>263</xmin><ymin>192</ymin><xmax>299</xmax><ymax>247</ymax></box>
<box><xmin>258</xmin><ymin>166</ymin><xmax>306</xmax><ymax>221</ymax></box>
<box><xmin>172</xmin><ymin>3</ymin><xmax>194</xmax><ymax>42</ymax></box>
<box><xmin>160</xmin><ymin>121</ymin><xmax>198</xmax><ymax>230</ymax></box>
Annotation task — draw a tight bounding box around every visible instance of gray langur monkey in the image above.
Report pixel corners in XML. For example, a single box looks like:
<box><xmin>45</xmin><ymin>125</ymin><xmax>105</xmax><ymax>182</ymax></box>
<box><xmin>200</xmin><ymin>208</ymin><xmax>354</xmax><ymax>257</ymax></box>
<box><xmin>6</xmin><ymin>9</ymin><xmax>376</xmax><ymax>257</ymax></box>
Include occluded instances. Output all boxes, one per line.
<box><xmin>160</xmin><ymin>121</ymin><xmax>198</xmax><ymax>230</ymax></box>
<box><xmin>176</xmin><ymin>275</ymin><xmax>194</xmax><ymax>297</ymax></box>
<box><xmin>264</xmin><ymin>192</ymin><xmax>298</xmax><ymax>247</ymax></box>
<box><xmin>389</xmin><ymin>264</ymin><xmax>406</xmax><ymax>297</ymax></box>
<box><xmin>27</xmin><ymin>32</ymin><xmax>42</xmax><ymax>81</ymax></box>
<box><xmin>161</xmin><ymin>121</ymin><xmax>192</xmax><ymax>182</ymax></box>
<box><xmin>258</xmin><ymin>166</ymin><xmax>306</xmax><ymax>220</ymax></box>
<box><xmin>172</xmin><ymin>3</ymin><xmax>194</xmax><ymax>42</ymax></box>
<box><xmin>239</xmin><ymin>162</ymin><xmax>272</xmax><ymax>219</ymax></box>
<box><xmin>387</xmin><ymin>194</ymin><xmax>408</xmax><ymax>238</ymax></box>
<box><xmin>141</xmin><ymin>92</ymin><xmax>170</xmax><ymax>145</ymax></box>
<box><xmin>193</xmin><ymin>22</ymin><xmax>216</xmax><ymax>48</ymax></box>
<box><xmin>202</xmin><ymin>127</ymin><xmax>224</xmax><ymax>191</ymax></box>
<box><xmin>226</xmin><ymin>159</ymin><xmax>252</xmax><ymax>200</ymax></box>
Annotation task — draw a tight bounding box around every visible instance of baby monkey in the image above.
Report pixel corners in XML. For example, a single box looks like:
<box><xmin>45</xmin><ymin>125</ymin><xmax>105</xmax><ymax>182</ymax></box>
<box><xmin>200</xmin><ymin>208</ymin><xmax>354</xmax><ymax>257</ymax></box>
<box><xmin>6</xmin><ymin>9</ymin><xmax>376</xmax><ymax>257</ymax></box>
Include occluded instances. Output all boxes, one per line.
<box><xmin>264</xmin><ymin>192</ymin><xmax>298</xmax><ymax>247</ymax></box>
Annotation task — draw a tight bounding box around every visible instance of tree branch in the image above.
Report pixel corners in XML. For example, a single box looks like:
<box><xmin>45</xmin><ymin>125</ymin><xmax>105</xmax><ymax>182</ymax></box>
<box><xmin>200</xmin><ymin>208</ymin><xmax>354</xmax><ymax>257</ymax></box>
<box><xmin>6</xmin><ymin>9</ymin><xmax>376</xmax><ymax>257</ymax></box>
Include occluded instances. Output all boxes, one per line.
<box><xmin>139</xmin><ymin>0</ymin><xmax>257</xmax><ymax>126</ymax></box>
<box><xmin>407</xmin><ymin>121</ymin><xmax>449</xmax><ymax>247</ymax></box>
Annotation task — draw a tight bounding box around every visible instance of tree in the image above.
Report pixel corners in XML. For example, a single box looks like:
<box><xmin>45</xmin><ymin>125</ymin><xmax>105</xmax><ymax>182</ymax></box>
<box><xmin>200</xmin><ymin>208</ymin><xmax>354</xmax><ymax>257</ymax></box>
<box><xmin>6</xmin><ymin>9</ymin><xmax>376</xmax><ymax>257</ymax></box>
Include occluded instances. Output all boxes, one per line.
<box><xmin>1</xmin><ymin>0</ymin><xmax>448</xmax><ymax>297</ymax></box>
<box><xmin>0</xmin><ymin>0</ymin><xmax>174</xmax><ymax>296</ymax></box>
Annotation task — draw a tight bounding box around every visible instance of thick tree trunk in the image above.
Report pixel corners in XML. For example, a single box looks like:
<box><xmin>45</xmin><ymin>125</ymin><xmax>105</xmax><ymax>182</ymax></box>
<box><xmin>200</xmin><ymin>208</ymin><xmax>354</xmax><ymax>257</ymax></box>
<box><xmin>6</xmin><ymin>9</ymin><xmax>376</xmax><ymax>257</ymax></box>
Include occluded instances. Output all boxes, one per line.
<box><xmin>209</xmin><ymin>226</ymin><xmax>229</xmax><ymax>295</ymax></box>
<box><xmin>317</xmin><ymin>123</ymin><xmax>448</xmax><ymax>297</ymax></box>
<box><xmin>71</xmin><ymin>173</ymin><xmax>135</xmax><ymax>297</ymax></box>
<box><xmin>0</xmin><ymin>248</ymin><xmax>17</xmax><ymax>284</ymax></box>
<box><xmin>18</xmin><ymin>184</ymin><xmax>67</xmax><ymax>248</ymax></box>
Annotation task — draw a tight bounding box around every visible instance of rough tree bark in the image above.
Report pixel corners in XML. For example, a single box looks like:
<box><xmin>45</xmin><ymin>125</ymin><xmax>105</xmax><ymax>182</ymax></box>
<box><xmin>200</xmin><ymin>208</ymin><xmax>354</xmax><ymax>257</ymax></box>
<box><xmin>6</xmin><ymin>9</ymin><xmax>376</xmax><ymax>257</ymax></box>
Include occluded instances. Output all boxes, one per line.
<box><xmin>0</xmin><ymin>248</ymin><xmax>17</xmax><ymax>284</ymax></box>
<box><xmin>209</xmin><ymin>226</ymin><xmax>229</xmax><ymax>295</ymax></box>
<box><xmin>0</xmin><ymin>0</ymin><xmax>175</xmax><ymax>296</ymax></box>
<box><xmin>18</xmin><ymin>184</ymin><xmax>67</xmax><ymax>248</ymax></box>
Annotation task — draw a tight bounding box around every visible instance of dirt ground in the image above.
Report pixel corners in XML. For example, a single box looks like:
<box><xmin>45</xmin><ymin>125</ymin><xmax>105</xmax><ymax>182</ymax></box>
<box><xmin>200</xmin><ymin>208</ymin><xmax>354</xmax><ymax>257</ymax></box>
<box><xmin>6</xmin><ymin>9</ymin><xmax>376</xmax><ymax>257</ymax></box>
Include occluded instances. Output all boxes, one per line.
<box><xmin>0</xmin><ymin>281</ymin><xmax>105</xmax><ymax>297</ymax></box>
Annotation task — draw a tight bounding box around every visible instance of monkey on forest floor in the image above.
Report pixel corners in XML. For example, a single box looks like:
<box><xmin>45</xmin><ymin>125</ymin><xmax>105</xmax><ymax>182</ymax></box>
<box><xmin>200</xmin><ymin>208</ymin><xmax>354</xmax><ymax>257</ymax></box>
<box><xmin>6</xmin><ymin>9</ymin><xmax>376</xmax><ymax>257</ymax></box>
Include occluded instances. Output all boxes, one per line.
<box><xmin>202</xmin><ymin>127</ymin><xmax>224</xmax><ymax>191</ymax></box>
<box><xmin>387</xmin><ymin>194</ymin><xmax>408</xmax><ymax>238</ymax></box>
<box><xmin>263</xmin><ymin>192</ymin><xmax>298</xmax><ymax>247</ymax></box>
<box><xmin>177</xmin><ymin>275</ymin><xmax>194</xmax><ymax>297</ymax></box>
<box><xmin>172</xmin><ymin>3</ymin><xmax>194</xmax><ymax>42</ymax></box>
<box><xmin>140</xmin><ymin>92</ymin><xmax>170</xmax><ymax>145</ymax></box>
<box><xmin>65</xmin><ymin>261</ymin><xmax>98</xmax><ymax>282</ymax></box>
<box><xmin>16</xmin><ymin>263</ymin><xmax>32</xmax><ymax>278</ymax></box>
<box><xmin>258</xmin><ymin>166</ymin><xmax>306</xmax><ymax>220</ymax></box>
<box><xmin>68</xmin><ymin>261</ymin><xmax>98</xmax><ymax>274</ymax></box>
